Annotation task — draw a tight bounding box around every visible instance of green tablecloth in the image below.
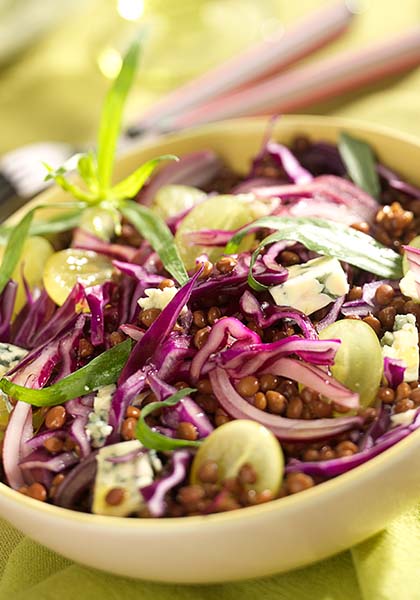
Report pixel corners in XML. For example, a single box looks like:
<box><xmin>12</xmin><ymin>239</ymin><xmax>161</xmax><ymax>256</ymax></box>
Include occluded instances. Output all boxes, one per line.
<box><xmin>2</xmin><ymin>1</ymin><xmax>420</xmax><ymax>598</ymax></box>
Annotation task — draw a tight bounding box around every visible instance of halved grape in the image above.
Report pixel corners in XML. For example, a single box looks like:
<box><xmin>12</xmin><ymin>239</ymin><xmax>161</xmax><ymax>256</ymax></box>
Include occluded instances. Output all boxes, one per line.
<box><xmin>175</xmin><ymin>194</ymin><xmax>260</xmax><ymax>270</ymax></box>
<box><xmin>43</xmin><ymin>249</ymin><xmax>114</xmax><ymax>306</ymax></box>
<box><xmin>190</xmin><ymin>419</ymin><xmax>284</xmax><ymax>494</ymax></box>
<box><xmin>403</xmin><ymin>235</ymin><xmax>420</xmax><ymax>274</ymax></box>
<box><xmin>151</xmin><ymin>184</ymin><xmax>207</xmax><ymax>221</ymax></box>
<box><xmin>0</xmin><ymin>236</ymin><xmax>54</xmax><ymax>315</ymax></box>
<box><xmin>319</xmin><ymin>319</ymin><xmax>383</xmax><ymax>407</ymax></box>
<box><xmin>79</xmin><ymin>207</ymin><xmax>116</xmax><ymax>241</ymax></box>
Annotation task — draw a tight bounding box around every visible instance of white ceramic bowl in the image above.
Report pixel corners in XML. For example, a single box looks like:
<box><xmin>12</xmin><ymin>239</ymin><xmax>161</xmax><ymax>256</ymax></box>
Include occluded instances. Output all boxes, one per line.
<box><xmin>1</xmin><ymin>116</ymin><xmax>420</xmax><ymax>584</ymax></box>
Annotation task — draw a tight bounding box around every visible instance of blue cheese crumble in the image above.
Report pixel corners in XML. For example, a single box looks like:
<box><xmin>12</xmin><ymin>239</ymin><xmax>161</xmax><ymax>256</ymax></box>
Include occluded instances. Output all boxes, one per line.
<box><xmin>381</xmin><ymin>314</ymin><xmax>419</xmax><ymax>382</ymax></box>
<box><xmin>85</xmin><ymin>384</ymin><xmax>115</xmax><ymax>448</ymax></box>
<box><xmin>0</xmin><ymin>342</ymin><xmax>27</xmax><ymax>377</ymax></box>
<box><xmin>269</xmin><ymin>256</ymin><xmax>349</xmax><ymax>316</ymax></box>
<box><xmin>92</xmin><ymin>440</ymin><xmax>161</xmax><ymax>517</ymax></box>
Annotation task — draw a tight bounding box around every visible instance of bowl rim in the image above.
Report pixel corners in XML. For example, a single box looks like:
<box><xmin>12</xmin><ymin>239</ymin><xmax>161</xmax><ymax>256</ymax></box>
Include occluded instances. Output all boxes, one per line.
<box><xmin>2</xmin><ymin>113</ymin><xmax>420</xmax><ymax>530</ymax></box>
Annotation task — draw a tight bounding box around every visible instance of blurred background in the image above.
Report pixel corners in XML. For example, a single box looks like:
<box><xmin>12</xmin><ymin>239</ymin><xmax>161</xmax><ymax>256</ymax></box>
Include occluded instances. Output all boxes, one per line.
<box><xmin>0</xmin><ymin>0</ymin><xmax>420</xmax><ymax>164</ymax></box>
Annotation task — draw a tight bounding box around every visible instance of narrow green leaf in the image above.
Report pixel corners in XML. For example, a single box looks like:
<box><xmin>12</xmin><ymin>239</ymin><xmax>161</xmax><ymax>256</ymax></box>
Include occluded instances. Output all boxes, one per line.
<box><xmin>111</xmin><ymin>155</ymin><xmax>178</xmax><ymax>199</ymax></box>
<box><xmin>43</xmin><ymin>161</ymin><xmax>96</xmax><ymax>203</ymax></box>
<box><xmin>338</xmin><ymin>132</ymin><xmax>380</xmax><ymax>199</ymax></box>
<box><xmin>121</xmin><ymin>199</ymin><xmax>188</xmax><ymax>285</ymax></box>
<box><xmin>97</xmin><ymin>41</ymin><xmax>140</xmax><ymax>192</ymax></box>
<box><xmin>226</xmin><ymin>216</ymin><xmax>403</xmax><ymax>288</ymax></box>
<box><xmin>0</xmin><ymin>339</ymin><xmax>131</xmax><ymax>407</ymax></box>
<box><xmin>136</xmin><ymin>388</ymin><xmax>201</xmax><ymax>451</ymax></box>
<box><xmin>77</xmin><ymin>151</ymin><xmax>98</xmax><ymax>193</ymax></box>
<box><xmin>0</xmin><ymin>210</ymin><xmax>34</xmax><ymax>295</ymax></box>
<box><xmin>29</xmin><ymin>210</ymin><xmax>82</xmax><ymax>237</ymax></box>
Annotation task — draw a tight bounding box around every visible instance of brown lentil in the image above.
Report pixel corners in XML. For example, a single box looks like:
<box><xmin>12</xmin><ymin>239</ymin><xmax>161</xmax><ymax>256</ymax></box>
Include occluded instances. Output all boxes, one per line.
<box><xmin>362</xmin><ymin>315</ymin><xmax>381</xmax><ymax>335</ymax></box>
<box><xmin>235</xmin><ymin>375</ymin><xmax>260</xmax><ymax>397</ymax></box>
<box><xmin>253</xmin><ymin>392</ymin><xmax>267</xmax><ymax>411</ymax></box>
<box><xmin>258</xmin><ymin>374</ymin><xmax>279</xmax><ymax>392</ymax></box>
<box><xmin>177</xmin><ymin>421</ymin><xmax>199</xmax><ymax>441</ymax></box>
<box><xmin>197</xmin><ymin>460</ymin><xmax>219</xmax><ymax>484</ymax></box>
<box><xmin>63</xmin><ymin>437</ymin><xmax>76</xmax><ymax>452</ymax></box>
<box><xmin>278</xmin><ymin>379</ymin><xmax>298</xmax><ymax>399</ymax></box>
<box><xmin>286</xmin><ymin>396</ymin><xmax>303</xmax><ymax>419</ymax></box>
<box><xmin>377</xmin><ymin>387</ymin><xmax>395</xmax><ymax>404</ymax></box>
<box><xmin>394</xmin><ymin>398</ymin><xmax>415</xmax><ymax>413</ymax></box>
<box><xmin>138</xmin><ymin>308</ymin><xmax>161</xmax><ymax>328</ymax></box>
<box><xmin>280</xmin><ymin>250</ymin><xmax>300</xmax><ymax>266</ymax></box>
<box><xmin>45</xmin><ymin>406</ymin><xmax>66</xmax><ymax>430</ymax></box>
<box><xmin>195</xmin><ymin>259</ymin><xmax>213</xmax><ymax>279</ymax></box>
<box><xmin>44</xmin><ymin>436</ymin><xmax>64</xmax><ymax>454</ymax></box>
<box><xmin>52</xmin><ymin>473</ymin><xmax>65</xmax><ymax>488</ymax></box>
<box><xmin>78</xmin><ymin>338</ymin><xmax>94</xmax><ymax>358</ymax></box>
<box><xmin>266</xmin><ymin>390</ymin><xmax>287</xmax><ymax>414</ymax></box>
<box><xmin>396</xmin><ymin>382</ymin><xmax>412</xmax><ymax>401</ymax></box>
<box><xmin>302</xmin><ymin>448</ymin><xmax>320</xmax><ymax>461</ymax></box>
<box><xmin>26</xmin><ymin>482</ymin><xmax>47</xmax><ymax>502</ymax></box>
<box><xmin>214</xmin><ymin>409</ymin><xmax>230</xmax><ymax>427</ymax></box>
<box><xmin>177</xmin><ymin>485</ymin><xmax>205</xmax><ymax>506</ymax></box>
<box><xmin>309</xmin><ymin>399</ymin><xmax>333</xmax><ymax>418</ymax></box>
<box><xmin>109</xmin><ymin>331</ymin><xmax>126</xmax><ymax>346</ymax></box>
<box><xmin>126</xmin><ymin>406</ymin><xmax>141</xmax><ymax>419</ymax></box>
<box><xmin>347</xmin><ymin>286</ymin><xmax>363</xmax><ymax>301</ymax></box>
<box><xmin>194</xmin><ymin>326</ymin><xmax>211</xmax><ymax>349</ymax></box>
<box><xmin>319</xmin><ymin>445</ymin><xmax>336</xmax><ymax>461</ymax></box>
<box><xmin>207</xmin><ymin>306</ymin><xmax>222</xmax><ymax>325</ymax></box>
<box><xmin>105</xmin><ymin>487</ymin><xmax>126</xmax><ymax>506</ymax></box>
<box><xmin>286</xmin><ymin>472</ymin><xmax>315</xmax><ymax>494</ymax></box>
<box><xmin>196</xmin><ymin>394</ymin><xmax>218</xmax><ymax>413</ymax></box>
<box><xmin>216</xmin><ymin>256</ymin><xmax>237</xmax><ymax>274</ymax></box>
<box><xmin>336</xmin><ymin>440</ymin><xmax>358</xmax><ymax>457</ymax></box>
<box><xmin>410</xmin><ymin>388</ymin><xmax>420</xmax><ymax>403</ymax></box>
<box><xmin>121</xmin><ymin>417</ymin><xmax>137</xmax><ymax>440</ymax></box>
<box><xmin>192</xmin><ymin>310</ymin><xmax>207</xmax><ymax>328</ymax></box>
<box><xmin>351</xmin><ymin>222</ymin><xmax>370</xmax><ymax>234</ymax></box>
<box><xmin>197</xmin><ymin>379</ymin><xmax>213</xmax><ymax>395</ymax></box>
<box><xmin>256</xmin><ymin>489</ymin><xmax>274</xmax><ymax>504</ymax></box>
<box><xmin>158</xmin><ymin>278</ymin><xmax>175</xmax><ymax>290</ymax></box>
<box><xmin>378</xmin><ymin>306</ymin><xmax>396</xmax><ymax>330</ymax></box>
<box><xmin>375</xmin><ymin>283</ymin><xmax>395</xmax><ymax>305</ymax></box>
<box><xmin>174</xmin><ymin>381</ymin><xmax>189</xmax><ymax>390</ymax></box>
<box><xmin>238</xmin><ymin>463</ymin><xmax>257</xmax><ymax>485</ymax></box>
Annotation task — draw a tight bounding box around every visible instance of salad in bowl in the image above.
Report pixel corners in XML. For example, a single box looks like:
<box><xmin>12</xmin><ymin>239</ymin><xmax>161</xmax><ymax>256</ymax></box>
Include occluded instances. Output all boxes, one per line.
<box><xmin>0</xmin><ymin>42</ymin><xmax>420</xmax><ymax>562</ymax></box>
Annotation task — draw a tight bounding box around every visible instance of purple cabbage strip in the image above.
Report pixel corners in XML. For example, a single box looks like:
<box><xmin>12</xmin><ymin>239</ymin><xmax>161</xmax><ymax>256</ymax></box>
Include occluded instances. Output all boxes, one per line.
<box><xmin>287</xmin><ymin>410</ymin><xmax>420</xmax><ymax>478</ymax></box>
<box><xmin>295</xmin><ymin>142</ymin><xmax>346</xmax><ymax>177</ymax></box>
<box><xmin>239</xmin><ymin>291</ymin><xmax>317</xmax><ymax>339</ymax></box>
<box><xmin>264</xmin><ymin>141</ymin><xmax>313</xmax><ymax>184</ymax></box>
<box><xmin>53</xmin><ymin>451</ymin><xmax>98</xmax><ymax>509</ymax></box>
<box><xmin>31</xmin><ymin>283</ymin><xmax>85</xmax><ymax>348</ymax></box>
<box><xmin>72</xmin><ymin>228</ymin><xmax>138</xmax><ymax>261</ymax></box>
<box><xmin>190</xmin><ymin>253</ymin><xmax>288</xmax><ymax>301</ymax></box>
<box><xmin>140</xmin><ymin>450</ymin><xmax>191</xmax><ymax>517</ymax></box>
<box><xmin>190</xmin><ymin>316</ymin><xmax>261</xmax><ymax>382</ymax></box>
<box><xmin>119</xmin><ymin>270</ymin><xmax>201</xmax><ymax>383</ymax></box>
<box><xmin>377</xmin><ymin>164</ymin><xmax>420</xmax><ymax>199</ymax></box>
<box><xmin>148</xmin><ymin>371</ymin><xmax>213</xmax><ymax>438</ymax></box>
<box><xmin>19</xmin><ymin>449</ymin><xmax>78</xmax><ymax>472</ymax></box>
<box><xmin>153</xmin><ymin>333</ymin><xmax>194</xmax><ymax>380</ymax></box>
<box><xmin>233</xmin><ymin>177</ymin><xmax>284</xmax><ymax>193</ymax></box>
<box><xmin>12</xmin><ymin>289</ymin><xmax>56</xmax><ymax>348</ymax></box>
<box><xmin>316</xmin><ymin>297</ymin><xmax>345</xmax><ymax>332</ymax></box>
<box><xmin>384</xmin><ymin>357</ymin><xmax>406</xmax><ymax>389</ymax></box>
<box><xmin>341</xmin><ymin>300</ymin><xmax>371</xmax><ymax>318</ymax></box>
<box><xmin>138</xmin><ymin>151</ymin><xmax>223</xmax><ymax>206</ymax></box>
<box><xmin>359</xmin><ymin>406</ymin><xmax>391</xmax><ymax>452</ymax></box>
<box><xmin>85</xmin><ymin>282</ymin><xmax>112</xmax><ymax>346</ymax></box>
<box><xmin>218</xmin><ymin>336</ymin><xmax>340</xmax><ymax>377</ymax></box>
<box><xmin>70</xmin><ymin>415</ymin><xmax>91</xmax><ymax>459</ymax></box>
<box><xmin>0</xmin><ymin>280</ymin><xmax>17</xmax><ymax>342</ymax></box>
<box><xmin>25</xmin><ymin>429</ymin><xmax>67</xmax><ymax>450</ymax></box>
<box><xmin>52</xmin><ymin>314</ymin><xmax>87</xmax><ymax>381</ymax></box>
<box><xmin>108</xmin><ymin>368</ymin><xmax>148</xmax><ymax>441</ymax></box>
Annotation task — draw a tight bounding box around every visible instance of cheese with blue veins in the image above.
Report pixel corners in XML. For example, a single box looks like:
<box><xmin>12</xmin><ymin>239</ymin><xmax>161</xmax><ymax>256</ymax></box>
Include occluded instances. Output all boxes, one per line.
<box><xmin>92</xmin><ymin>440</ymin><xmax>161</xmax><ymax>517</ymax></box>
<box><xmin>269</xmin><ymin>256</ymin><xmax>349</xmax><ymax>315</ymax></box>
<box><xmin>381</xmin><ymin>314</ymin><xmax>419</xmax><ymax>382</ymax></box>
<box><xmin>0</xmin><ymin>342</ymin><xmax>27</xmax><ymax>377</ymax></box>
<box><xmin>85</xmin><ymin>384</ymin><xmax>115</xmax><ymax>448</ymax></box>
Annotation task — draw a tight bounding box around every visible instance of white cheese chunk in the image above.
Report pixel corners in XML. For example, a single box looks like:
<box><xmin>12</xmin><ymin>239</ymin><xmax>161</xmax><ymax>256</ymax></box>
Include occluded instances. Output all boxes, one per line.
<box><xmin>269</xmin><ymin>256</ymin><xmax>349</xmax><ymax>316</ymax></box>
<box><xmin>85</xmin><ymin>384</ymin><xmax>115</xmax><ymax>448</ymax></box>
<box><xmin>381</xmin><ymin>314</ymin><xmax>419</xmax><ymax>382</ymax></box>
<box><xmin>399</xmin><ymin>270</ymin><xmax>420</xmax><ymax>302</ymax></box>
<box><xmin>138</xmin><ymin>287</ymin><xmax>178</xmax><ymax>312</ymax></box>
<box><xmin>92</xmin><ymin>441</ymin><xmax>161</xmax><ymax>517</ymax></box>
<box><xmin>0</xmin><ymin>342</ymin><xmax>27</xmax><ymax>378</ymax></box>
<box><xmin>390</xmin><ymin>408</ymin><xmax>417</xmax><ymax>428</ymax></box>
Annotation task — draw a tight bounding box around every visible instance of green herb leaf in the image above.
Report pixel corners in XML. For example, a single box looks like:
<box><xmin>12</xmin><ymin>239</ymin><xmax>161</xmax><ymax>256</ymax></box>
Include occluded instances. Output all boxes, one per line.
<box><xmin>338</xmin><ymin>132</ymin><xmax>380</xmax><ymax>199</ymax></box>
<box><xmin>97</xmin><ymin>40</ymin><xmax>140</xmax><ymax>193</ymax></box>
<box><xmin>29</xmin><ymin>210</ymin><xmax>82</xmax><ymax>237</ymax></box>
<box><xmin>77</xmin><ymin>151</ymin><xmax>98</xmax><ymax>193</ymax></box>
<box><xmin>111</xmin><ymin>155</ymin><xmax>178</xmax><ymax>199</ymax></box>
<box><xmin>226</xmin><ymin>216</ymin><xmax>403</xmax><ymax>290</ymax></box>
<box><xmin>0</xmin><ymin>339</ymin><xmax>131</xmax><ymax>407</ymax></box>
<box><xmin>43</xmin><ymin>161</ymin><xmax>95</xmax><ymax>203</ymax></box>
<box><xmin>121</xmin><ymin>199</ymin><xmax>188</xmax><ymax>285</ymax></box>
<box><xmin>0</xmin><ymin>210</ymin><xmax>34</xmax><ymax>295</ymax></box>
<box><xmin>136</xmin><ymin>387</ymin><xmax>201</xmax><ymax>451</ymax></box>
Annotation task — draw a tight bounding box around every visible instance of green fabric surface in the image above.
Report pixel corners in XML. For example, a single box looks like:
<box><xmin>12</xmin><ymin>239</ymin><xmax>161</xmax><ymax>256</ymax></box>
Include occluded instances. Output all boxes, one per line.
<box><xmin>2</xmin><ymin>0</ymin><xmax>420</xmax><ymax>598</ymax></box>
